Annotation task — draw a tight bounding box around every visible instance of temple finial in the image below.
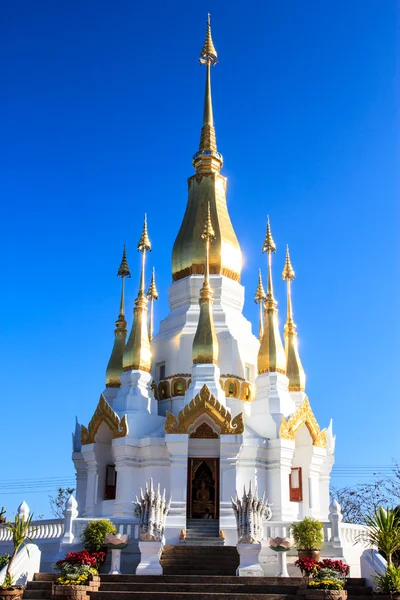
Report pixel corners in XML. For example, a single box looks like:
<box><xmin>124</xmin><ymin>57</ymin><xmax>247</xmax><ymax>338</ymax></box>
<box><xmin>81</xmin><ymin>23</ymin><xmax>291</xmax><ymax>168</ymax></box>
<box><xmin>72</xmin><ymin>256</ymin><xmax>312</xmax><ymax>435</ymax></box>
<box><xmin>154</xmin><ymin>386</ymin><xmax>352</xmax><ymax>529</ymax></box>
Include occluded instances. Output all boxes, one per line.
<box><xmin>254</xmin><ymin>269</ymin><xmax>267</xmax><ymax>341</ymax></box>
<box><xmin>123</xmin><ymin>217</ymin><xmax>152</xmax><ymax>373</ymax></box>
<box><xmin>192</xmin><ymin>204</ymin><xmax>219</xmax><ymax>365</ymax></box>
<box><xmin>106</xmin><ymin>245</ymin><xmax>130</xmax><ymax>388</ymax></box>
<box><xmin>258</xmin><ymin>218</ymin><xmax>286</xmax><ymax>375</ymax></box>
<box><xmin>147</xmin><ymin>267</ymin><xmax>159</xmax><ymax>341</ymax></box>
<box><xmin>193</xmin><ymin>15</ymin><xmax>222</xmax><ymax>173</ymax></box>
<box><xmin>117</xmin><ymin>243</ymin><xmax>131</xmax><ymax>278</ymax></box>
<box><xmin>282</xmin><ymin>246</ymin><xmax>306</xmax><ymax>392</ymax></box>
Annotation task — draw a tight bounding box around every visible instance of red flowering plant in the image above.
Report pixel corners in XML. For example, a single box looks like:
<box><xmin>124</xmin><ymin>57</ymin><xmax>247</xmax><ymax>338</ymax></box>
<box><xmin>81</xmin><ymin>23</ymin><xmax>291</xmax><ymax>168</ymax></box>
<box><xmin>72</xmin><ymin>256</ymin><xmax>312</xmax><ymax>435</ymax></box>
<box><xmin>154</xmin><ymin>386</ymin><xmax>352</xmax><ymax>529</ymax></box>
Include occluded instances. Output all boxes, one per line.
<box><xmin>55</xmin><ymin>550</ymin><xmax>106</xmax><ymax>570</ymax></box>
<box><xmin>295</xmin><ymin>557</ymin><xmax>320</xmax><ymax>577</ymax></box>
<box><xmin>318</xmin><ymin>559</ymin><xmax>350</xmax><ymax>578</ymax></box>
<box><xmin>54</xmin><ymin>551</ymin><xmax>106</xmax><ymax>586</ymax></box>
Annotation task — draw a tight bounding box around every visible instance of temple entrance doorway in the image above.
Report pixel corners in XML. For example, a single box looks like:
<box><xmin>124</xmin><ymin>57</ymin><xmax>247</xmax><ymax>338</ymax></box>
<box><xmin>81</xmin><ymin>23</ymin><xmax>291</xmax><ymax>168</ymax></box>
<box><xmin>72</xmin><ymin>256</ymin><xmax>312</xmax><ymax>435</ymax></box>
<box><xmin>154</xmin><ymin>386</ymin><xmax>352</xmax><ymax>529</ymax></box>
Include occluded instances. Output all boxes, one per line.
<box><xmin>187</xmin><ymin>457</ymin><xmax>219</xmax><ymax>520</ymax></box>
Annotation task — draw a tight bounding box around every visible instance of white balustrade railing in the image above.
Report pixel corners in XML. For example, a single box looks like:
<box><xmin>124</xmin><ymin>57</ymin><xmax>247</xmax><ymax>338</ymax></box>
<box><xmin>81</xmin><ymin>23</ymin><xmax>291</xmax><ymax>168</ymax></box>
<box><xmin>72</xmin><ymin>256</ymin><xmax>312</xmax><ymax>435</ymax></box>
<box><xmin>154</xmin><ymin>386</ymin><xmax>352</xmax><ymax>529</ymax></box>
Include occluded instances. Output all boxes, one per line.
<box><xmin>72</xmin><ymin>518</ymin><xmax>139</xmax><ymax>541</ymax></box>
<box><xmin>340</xmin><ymin>522</ymin><xmax>369</xmax><ymax>545</ymax></box>
<box><xmin>0</xmin><ymin>519</ymin><xmax>64</xmax><ymax>543</ymax></box>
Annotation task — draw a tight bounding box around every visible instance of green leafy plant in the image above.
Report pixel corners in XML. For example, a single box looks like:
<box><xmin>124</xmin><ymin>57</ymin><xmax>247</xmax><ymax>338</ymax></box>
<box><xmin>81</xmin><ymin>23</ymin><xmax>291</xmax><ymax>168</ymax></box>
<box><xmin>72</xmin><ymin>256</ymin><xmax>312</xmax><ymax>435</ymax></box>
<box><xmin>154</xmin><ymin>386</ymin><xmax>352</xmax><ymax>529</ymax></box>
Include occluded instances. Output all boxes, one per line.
<box><xmin>1</xmin><ymin>512</ymin><xmax>37</xmax><ymax>589</ymax></box>
<box><xmin>357</xmin><ymin>507</ymin><xmax>400</xmax><ymax>566</ymax></box>
<box><xmin>374</xmin><ymin>564</ymin><xmax>400</xmax><ymax>596</ymax></box>
<box><xmin>0</xmin><ymin>553</ymin><xmax>10</xmax><ymax>570</ymax></box>
<box><xmin>81</xmin><ymin>520</ymin><xmax>116</xmax><ymax>553</ymax></box>
<box><xmin>291</xmin><ymin>517</ymin><xmax>324</xmax><ymax>550</ymax></box>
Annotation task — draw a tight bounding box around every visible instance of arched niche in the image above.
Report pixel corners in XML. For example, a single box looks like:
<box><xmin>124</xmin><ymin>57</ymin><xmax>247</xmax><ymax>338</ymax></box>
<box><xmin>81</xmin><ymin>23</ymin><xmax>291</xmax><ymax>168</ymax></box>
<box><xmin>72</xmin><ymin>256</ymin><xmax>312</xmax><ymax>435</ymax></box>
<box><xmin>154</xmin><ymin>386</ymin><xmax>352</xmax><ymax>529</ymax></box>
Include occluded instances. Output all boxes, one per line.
<box><xmin>158</xmin><ymin>380</ymin><xmax>170</xmax><ymax>400</ymax></box>
<box><xmin>171</xmin><ymin>377</ymin><xmax>186</xmax><ymax>397</ymax></box>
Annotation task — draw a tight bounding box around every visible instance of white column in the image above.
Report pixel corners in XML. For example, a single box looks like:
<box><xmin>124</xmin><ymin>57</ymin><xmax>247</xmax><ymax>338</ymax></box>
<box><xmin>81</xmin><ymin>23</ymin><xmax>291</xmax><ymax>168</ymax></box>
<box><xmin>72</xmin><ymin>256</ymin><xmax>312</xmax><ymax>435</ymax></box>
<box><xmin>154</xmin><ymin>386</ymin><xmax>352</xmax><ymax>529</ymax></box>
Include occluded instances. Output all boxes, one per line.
<box><xmin>265</xmin><ymin>439</ymin><xmax>295</xmax><ymax>521</ymax></box>
<box><xmin>72</xmin><ymin>452</ymin><xmax>87</xmax><ymax>516</ymax></box>
<box><xmin>165</xmin><ymin>434</ymin><xmax>188</xmax><ymax>542</ymax></box>
<box><xmin>328</xmin><ymin>499</ymin><xmax>343</xmax><ymax>548</ymax></box>
<box><xmin>112</xmin><ymin>441</ymin><xmax>137</xmax><ymax>518</ymax></box>
<box><xmin>81</xmin><ymin>446</ymin><xmax>98</xmax><ymax>517</ymax></box>
<box><xmin>220</xmin><ymin>435</ymin><xmax>241</xmax><ymax>542</ymax></box>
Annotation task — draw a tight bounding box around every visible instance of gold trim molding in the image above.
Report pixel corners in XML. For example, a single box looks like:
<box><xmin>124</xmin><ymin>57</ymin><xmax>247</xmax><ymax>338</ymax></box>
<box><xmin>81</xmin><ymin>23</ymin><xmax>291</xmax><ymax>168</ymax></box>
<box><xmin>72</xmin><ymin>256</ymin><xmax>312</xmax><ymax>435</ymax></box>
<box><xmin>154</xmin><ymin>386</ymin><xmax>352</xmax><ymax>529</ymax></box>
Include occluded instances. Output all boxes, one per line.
<box><xmin>164</xmin><ymin>384</ymin><xmax>244</xmax><ymax>435</ymax></box>
<box><xmin>81</xmin><ymin>394</ymin><xmax>128</xmax><ymax>445</ymax></box>
<box><xmin>280</xmin><ymin>397</ymin><xmax>327</xmax><ymax>448</ymax></box>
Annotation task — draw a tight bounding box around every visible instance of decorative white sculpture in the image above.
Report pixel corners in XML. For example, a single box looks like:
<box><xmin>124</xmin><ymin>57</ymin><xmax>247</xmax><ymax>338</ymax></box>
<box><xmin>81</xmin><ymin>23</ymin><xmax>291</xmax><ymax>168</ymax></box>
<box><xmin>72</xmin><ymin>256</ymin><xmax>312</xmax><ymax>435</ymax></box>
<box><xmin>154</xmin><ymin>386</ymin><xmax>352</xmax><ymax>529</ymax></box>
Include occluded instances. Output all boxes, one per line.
<box><xmin>134</xmin><ymin>479</ymin><xmax>171</xmax><ymax>576</ymax></box>
<box><xmin>232</xmin><ymin>483</ymin><xmax>272</xmax><ymax>576</ymax></box>
<box><xmin>104</xmin><ymin>533</ymin><xmax>129</xmax><ymax>575</ymax></box>
<box><xmin>231</xmin><ymin>482</ymin><xmax>272</xmax><ymax>544</ymax></box>
<box><xmin>133</xmin><ymin>479</ymin><xmax>171</xmax><ymax>542</ymax></box>
<box><xmin>269</xmin><ymin>536</ymin><xmax>294</xmax><ymax>577</ymax></box>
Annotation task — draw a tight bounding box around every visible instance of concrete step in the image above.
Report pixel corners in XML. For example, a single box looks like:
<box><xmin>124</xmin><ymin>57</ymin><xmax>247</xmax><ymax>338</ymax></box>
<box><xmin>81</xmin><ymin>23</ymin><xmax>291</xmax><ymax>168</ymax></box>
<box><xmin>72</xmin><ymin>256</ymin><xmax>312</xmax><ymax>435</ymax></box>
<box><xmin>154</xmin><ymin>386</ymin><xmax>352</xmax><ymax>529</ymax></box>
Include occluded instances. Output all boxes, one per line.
<box><xmin>97</xmin><ymin>582</ymin><xmax>299</xmax><ymax>593</ymax></box>
<box><xmin>23</xmin><ymin>591</ymin><xmax>52</xmax><ymax>599</ymax></box>
<box><xmin>91</xmin><ymin>594</ymin><xmax>293</xmax><ymax>600</ymax></box>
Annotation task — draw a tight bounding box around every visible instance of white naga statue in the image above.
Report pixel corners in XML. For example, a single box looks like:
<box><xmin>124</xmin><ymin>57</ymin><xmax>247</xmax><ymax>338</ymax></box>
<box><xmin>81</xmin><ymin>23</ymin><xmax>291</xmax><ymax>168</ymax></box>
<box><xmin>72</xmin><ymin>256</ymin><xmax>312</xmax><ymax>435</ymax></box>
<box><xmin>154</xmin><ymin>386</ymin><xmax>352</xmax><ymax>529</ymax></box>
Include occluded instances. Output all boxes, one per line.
<box><xmin>231</xmin><ymin>482</ymin><xmax>272</xmax><ymax>544</ymax></box>
<box><xmin>133</xmin><ymin>479</ymin><xmax>171</xmax><ymax>542</ymax></box>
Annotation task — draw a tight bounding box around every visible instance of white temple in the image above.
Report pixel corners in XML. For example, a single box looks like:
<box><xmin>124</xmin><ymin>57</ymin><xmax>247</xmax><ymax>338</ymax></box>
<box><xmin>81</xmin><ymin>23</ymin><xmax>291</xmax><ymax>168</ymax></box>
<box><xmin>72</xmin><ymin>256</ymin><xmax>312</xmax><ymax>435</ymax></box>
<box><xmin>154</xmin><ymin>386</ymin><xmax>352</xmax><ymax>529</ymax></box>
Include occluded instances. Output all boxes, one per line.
<box><xmin>71</xmin><ymin>16</ymin><xmax>336</xmax><ymax>550</ymax></box>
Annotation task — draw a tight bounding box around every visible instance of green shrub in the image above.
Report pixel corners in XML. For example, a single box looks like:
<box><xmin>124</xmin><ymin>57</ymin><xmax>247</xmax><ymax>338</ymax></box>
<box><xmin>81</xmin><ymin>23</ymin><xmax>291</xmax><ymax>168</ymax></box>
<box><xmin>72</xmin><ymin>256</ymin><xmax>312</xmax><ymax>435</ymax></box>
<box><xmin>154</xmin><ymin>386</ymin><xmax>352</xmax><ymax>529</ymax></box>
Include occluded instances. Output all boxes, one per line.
<box><xmin>291</xmin><ymin>517</ymin><xmax>324</xmax><ymax>550</ymax></box>
<box><xmin>374</xmin><ymin>564</ymin><xmax>400</xmax><ymax>595</ymax></box>
<box><xmin>81</xmin><ymin>520</ymin><xmax>116</xmax><ymax>553</ymax></box>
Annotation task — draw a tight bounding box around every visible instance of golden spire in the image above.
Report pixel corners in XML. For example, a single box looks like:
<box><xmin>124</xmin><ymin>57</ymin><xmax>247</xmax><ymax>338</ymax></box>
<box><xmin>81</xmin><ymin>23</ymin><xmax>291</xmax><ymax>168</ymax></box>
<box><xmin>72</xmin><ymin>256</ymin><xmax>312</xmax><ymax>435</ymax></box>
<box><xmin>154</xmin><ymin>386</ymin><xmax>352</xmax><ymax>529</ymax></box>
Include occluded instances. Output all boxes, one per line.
<box><xmin>122</xmin><ymin>215</ymin><xmax>152</xmax><ymax>372</ymax></box>
<box><xmin>147</xmin><ymin>267</ymin><xmax>159</xmax><ymax>341</ymax></box>
<box><xmin>193</xmin><ymin>14</ymin><xmax>223</xmax><ymax>174</ymax></box>
<box><xmin>171</xmin><ymin>15</ymin><xmax>242</xmax><ymax>284</ymax></box>
<box><xmin>257</xmin><ymin>218</ymin><xmax>286</xmax><ymax>375</ymax></box>
<box><xmin>192</xmin><ymin>203</ymin><xmax>219</xmax><ymax>364</ymax></box>
<box><xmin>106</xmin><ymin>245</ymin><xmax>131</xmax><ymax>388</ymax></box>
<box><xmin>282</xmin><ymin>246</ymin><xmax>306</xmax><ymax>391</ymax></box>
<box><xmin>254</xmin><ymin>269</ymin><xmax>267</xmax><ymax>341</ymax></box>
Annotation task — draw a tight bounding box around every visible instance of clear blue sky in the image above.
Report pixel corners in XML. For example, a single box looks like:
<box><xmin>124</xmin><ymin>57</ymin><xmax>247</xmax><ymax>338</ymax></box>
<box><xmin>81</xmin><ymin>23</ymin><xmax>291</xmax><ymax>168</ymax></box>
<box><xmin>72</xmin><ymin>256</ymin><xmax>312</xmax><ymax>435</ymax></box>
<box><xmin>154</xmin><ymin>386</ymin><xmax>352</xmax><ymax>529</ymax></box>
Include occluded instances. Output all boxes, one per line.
<box><xmin>1</xmin><ymin>1</ymin><xmax>398</xmax><ymax>518</ymax></box>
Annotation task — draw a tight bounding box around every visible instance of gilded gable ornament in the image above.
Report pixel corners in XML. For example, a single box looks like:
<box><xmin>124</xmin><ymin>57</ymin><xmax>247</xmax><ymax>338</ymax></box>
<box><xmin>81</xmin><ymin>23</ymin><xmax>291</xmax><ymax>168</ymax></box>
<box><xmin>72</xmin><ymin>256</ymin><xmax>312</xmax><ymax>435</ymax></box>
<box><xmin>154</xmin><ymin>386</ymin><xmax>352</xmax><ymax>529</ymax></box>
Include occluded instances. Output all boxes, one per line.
<box><xmin>280</xmin><ymin>397</ymin><xmax>327</xmax><ymax>448</ymax></box>
<box><xmin>81</xmin><ymin>394</ymin><xmax>128</xmax><ymax>445</ymax></box>
<box><xmin>164</xmin><ymin>384</ymin><xmax>244</xmax><ymax>435</ymax></box>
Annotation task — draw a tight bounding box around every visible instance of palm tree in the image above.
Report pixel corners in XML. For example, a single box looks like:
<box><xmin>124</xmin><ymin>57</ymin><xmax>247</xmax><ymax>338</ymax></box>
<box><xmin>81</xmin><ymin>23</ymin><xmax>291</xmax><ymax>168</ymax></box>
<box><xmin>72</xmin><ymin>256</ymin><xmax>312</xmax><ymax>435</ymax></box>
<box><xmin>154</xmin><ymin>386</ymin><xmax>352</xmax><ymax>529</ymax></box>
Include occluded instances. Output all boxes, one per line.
<box><xmin>360</xmin><ymin>507</ymin><xmax>400</xmax><ymax>566</ymax></box>
<box><xmin>4</xmin><ymin>513</ymin><xmax>37</xmax><ymax>581</ymax></box>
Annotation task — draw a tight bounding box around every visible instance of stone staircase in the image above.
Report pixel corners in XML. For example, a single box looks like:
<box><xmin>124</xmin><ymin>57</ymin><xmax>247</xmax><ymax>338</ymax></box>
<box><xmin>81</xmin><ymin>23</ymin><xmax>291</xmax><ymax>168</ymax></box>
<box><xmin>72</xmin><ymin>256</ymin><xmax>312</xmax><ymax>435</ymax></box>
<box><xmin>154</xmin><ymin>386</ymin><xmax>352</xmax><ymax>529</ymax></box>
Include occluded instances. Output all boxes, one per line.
<box><xmin>24</xmin><ymin>572</ymin><xmax>373</xmax><ymax>600</ymax></box>
<box><xmin>161</xmin><ymin>544</ymin><xmax>239</xmax><ymax>575</ymax></box>
<box><xmin>181</xmin><ymin>518</ymin><xmax>223</xmax><ymax>545</ymax></box>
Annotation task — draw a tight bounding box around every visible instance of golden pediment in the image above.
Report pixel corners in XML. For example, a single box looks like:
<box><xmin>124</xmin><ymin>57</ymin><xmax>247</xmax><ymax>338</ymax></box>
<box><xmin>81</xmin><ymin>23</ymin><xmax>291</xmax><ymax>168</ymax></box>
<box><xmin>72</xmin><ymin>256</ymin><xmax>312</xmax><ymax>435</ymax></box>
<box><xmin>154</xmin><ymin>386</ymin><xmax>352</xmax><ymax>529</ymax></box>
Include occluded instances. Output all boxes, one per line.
<box><xmin>280</xmin><ymin>397</ymin><xmax>327</xmax><ymax>448</ymax></box>
<box><xmin>81</xmin><ymin>394</ymin><xmax>128</xmax><ymax>445</ymax></box>
<box><xmin>164</xmin><ymin>384</ymin><xmax>244</xmax><ymax>435</ymax></box>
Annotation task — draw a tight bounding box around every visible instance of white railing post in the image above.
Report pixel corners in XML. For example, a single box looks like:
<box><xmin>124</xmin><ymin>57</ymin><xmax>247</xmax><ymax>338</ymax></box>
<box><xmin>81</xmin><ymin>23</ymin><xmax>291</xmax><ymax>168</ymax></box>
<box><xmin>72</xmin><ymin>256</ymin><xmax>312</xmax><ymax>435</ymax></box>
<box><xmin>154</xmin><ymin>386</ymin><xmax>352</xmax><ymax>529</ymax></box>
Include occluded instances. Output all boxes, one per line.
<box><xmin>328</xmin><ymin>498</ymin><xmax>343</xmax><ymax>548</ymax></box>
<box><xmin>17</xmin><ymin>501</ymin><xmax>30</xmax><ymax>519</ymax></box>
<box><xmin>61</xmin><ymin>495</ymin><xmax>78</xmax><ymax>545</ymax></box>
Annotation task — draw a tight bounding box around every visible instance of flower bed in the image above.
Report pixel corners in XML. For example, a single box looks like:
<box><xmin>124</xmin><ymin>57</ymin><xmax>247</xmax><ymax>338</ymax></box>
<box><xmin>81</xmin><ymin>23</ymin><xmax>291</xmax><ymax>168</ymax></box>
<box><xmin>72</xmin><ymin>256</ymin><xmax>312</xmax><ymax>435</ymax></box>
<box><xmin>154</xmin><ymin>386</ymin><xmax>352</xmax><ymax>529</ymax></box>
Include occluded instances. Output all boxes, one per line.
<box><xmin>52</xmin><ymin>550</ymin><xmax>105</xmax><ymax>599</ymax></box>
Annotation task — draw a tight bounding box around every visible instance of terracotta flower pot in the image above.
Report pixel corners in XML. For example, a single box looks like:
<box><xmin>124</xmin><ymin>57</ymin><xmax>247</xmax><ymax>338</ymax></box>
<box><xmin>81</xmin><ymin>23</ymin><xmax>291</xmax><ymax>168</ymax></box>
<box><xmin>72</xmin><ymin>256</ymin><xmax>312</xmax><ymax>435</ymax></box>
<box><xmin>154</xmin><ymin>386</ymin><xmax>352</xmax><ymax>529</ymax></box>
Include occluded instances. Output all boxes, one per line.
<box><xmin>298</xmin><ymin>550</ymin><xmax>321</xmax><ymax>562</ymax></box>
<box><xmin>305</xmin><ymin>590</ymin><xmax>347</xmax><ymax>600</ymax></box>
<box><xmin>0</xmin><ymin>589</ymin><xmax>24</xmax><ymax>600</ymax></box>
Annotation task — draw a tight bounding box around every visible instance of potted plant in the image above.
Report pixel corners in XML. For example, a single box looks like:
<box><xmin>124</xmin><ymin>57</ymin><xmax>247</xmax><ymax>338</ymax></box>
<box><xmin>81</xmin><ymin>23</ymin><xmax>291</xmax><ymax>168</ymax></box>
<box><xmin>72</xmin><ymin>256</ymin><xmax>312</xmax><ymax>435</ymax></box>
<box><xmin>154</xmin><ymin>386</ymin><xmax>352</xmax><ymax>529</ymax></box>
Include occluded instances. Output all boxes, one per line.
<box><xmin>0</xmin><ymin>512</ymin><xmax>36</xmax><ymax>600</ymax></box>
<box><xmin>53</xmin><ymin>551</ymin><xmax>103</xmax><ymax>600</ymax></box>
<box><xmin>374</xmin><ymin>564</ymin><xmax>400</xmax><ymax>599</ymax></box>
<box><xmin>291</xmin><ymin>517</ymin><xmax>324</xmax><ymax>561</ymax></box>
<box><xmin>82</xmin><ymin>520</ymin><xmax>116</xmax><ymax>552</ymax></box>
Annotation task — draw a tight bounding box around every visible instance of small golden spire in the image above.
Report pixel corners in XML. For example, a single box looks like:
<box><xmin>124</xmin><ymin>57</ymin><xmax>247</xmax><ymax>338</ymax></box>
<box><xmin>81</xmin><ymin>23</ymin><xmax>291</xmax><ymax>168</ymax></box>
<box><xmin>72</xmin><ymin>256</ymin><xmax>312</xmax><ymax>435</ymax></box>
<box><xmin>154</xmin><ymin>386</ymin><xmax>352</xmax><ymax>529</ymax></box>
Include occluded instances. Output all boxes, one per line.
<box><xmin>123</xmin><ymin>215</ymin><xmax>152</xmax><ymax>372</ymax></box>
<box><xmin>106</xmin><ymin>245</ymin><xmax>131</xmax><ymax>388</ymax></box>
<box><xmin>192</xmin><ymin>203</ymin><xmax>219</xmax><ymax>365</ymax></box>
<box><xmin>193</xmin><ymin>14</ymin><xmax>223</xmax><ymax>174</ymax></box>
<box><xmin>282</xmin><ymin>246</ymin><xmax>306</xmax><ymax>391</ymax></box>
<box><xmin>254</xmin><ymin>269</ymin><xmax>267</xmax><ymax>341</ymax></box>
<box><xmin>258</xmin><ymin>218</ymin><xmax>286</xmax><ymax>375</ymax></box>
<box><xmin>147</xmin><ymin>267</ymin><xmax>159</xmax><ymax>341</ymax></box>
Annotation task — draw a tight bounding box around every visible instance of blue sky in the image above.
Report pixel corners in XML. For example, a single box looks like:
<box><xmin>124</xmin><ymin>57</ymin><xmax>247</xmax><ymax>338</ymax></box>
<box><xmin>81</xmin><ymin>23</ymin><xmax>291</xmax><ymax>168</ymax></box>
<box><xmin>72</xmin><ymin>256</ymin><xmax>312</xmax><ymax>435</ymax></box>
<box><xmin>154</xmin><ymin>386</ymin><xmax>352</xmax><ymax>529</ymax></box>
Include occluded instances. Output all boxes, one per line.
<box><xmin>1</xmin><ymin>1</ymin><xmax>397</xmax><ymax>518</ymax></box>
